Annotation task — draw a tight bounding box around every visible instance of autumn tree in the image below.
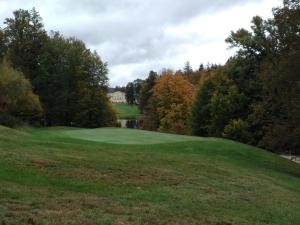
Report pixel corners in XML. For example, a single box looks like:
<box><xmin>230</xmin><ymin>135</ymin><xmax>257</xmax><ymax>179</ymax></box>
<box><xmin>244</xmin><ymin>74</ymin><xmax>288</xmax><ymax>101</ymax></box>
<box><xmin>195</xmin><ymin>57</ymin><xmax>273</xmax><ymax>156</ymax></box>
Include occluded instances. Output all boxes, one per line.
<box><xmin>152</xmin><ymin>70</ymin><xmax>195</xmax><ymax>134</ymax></box>
<box><xmin>0</xmin><ymin>61</ymin><xmax>43</xmax><ymax>127</ymax></box>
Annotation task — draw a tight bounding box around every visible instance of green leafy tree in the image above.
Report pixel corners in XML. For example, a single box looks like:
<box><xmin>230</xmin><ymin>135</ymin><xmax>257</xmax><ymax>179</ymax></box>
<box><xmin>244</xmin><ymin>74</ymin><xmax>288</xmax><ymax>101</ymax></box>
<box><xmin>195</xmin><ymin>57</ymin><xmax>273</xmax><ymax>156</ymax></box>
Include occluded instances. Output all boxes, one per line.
<box><xmin>1</xmin><ymin>9</ymin><xmax>116</xmax><ymax>128</ymax></box>
<box><xmin>0</xmin><ymin>28</ymin><xmax>6</xmax><ymax>60</ymax></box>
<box><xmin>139</xmin><ymin>70</ymin><xmax>157</xmax><ymax>113</ymax></box>
<box><xmin>258</xmin><ymin>1</ymin><xmax>300</xmax><ymax>153</ymax></box>
<box><xmin>36</xmin><ymin>32</ymin><xmax>115</xmax><ymax>127</ymax></box>
<box><xmin>125</xmin><ymin>82</ymin><xmax>135</xmax><ymax>105</ymax></box>
<box><xmin>191</xmin><ymin>78</ymin><xmax>214</xmax><ymax>136</ymax></box>
<box><xmin>223</xmin><ymin>119</ymin><xmax>251</xmax><ymax>143</ymax></box>
<box><xmin>133</xmin><ymin>79</ymin><xmax>143</xmax><ymax>104</ymax></box>
<box><xmin>225</xmin><ymin>0</ymin><xmax>300</xmax><ymax>153</ymax></box>
<box><xmin>199</xmin><ymin>63</ymin><xmax>204</xmax><ymax>71</ymax></box>
<box><xmin>4</xmin><ymin>8</ymin><xmax>48</xmax><ymax>84</ymax></box>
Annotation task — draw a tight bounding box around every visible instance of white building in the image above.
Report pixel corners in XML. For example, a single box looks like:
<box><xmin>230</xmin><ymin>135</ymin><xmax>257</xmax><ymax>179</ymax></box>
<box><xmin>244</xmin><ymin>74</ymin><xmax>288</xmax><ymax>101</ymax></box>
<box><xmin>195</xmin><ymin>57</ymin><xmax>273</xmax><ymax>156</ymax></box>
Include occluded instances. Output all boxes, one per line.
<box><xmin>108</xmin><ymin>91</ymin><xmax>126</xmax><ymax>103</ymax></box>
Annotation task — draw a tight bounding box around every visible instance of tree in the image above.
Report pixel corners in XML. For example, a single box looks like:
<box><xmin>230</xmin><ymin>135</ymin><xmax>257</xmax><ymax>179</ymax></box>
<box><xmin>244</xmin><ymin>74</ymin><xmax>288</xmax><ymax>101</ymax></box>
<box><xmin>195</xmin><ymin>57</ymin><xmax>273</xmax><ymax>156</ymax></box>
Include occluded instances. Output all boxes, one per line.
<box><xmin>191</xmin><ymin>66</ymin><xmax>249</xmax><ymax>138</ymax></box>
<box><xmin>257</xmin><ymin>0</ymin><xmax>300</xmax><ymax>153</ymax></box>
<box><xmin>223</xmin><ymin>119</ymin><xmax>250</xmax><ymax>143</ymax></box>
<box><xmin>183</xmin><ymin>61</ymin><xmax>193</xmax><ymax>74</ymax></box>
<box><xmin>152</xmin><ymin>70</ymin><xmax>195</xmax><ymax>134</ymax></box>
<box><xmin>139</xmin><ymin>71</ymin><xmax>157</xmax><ymax>113</ymax></box>
<box><xmin>199</xmin><ymin>63</ymin><xmax>204</xmax><ymax>71</ymax></box>
<box><xmin>75</xmin><ymin>88</ymin><xmax>116</xmax><ymax>128</ymax></box>
<box><xmin>1</xmin><ymin>8</ymin><xmax>116</xmax><ymax>128</ymax></box>
<box><xmin>36</xmin><ymin>32</ymin><xmax>115</xmax><ymax>127</ymax></box>
<box><xmin>138</xmin><ymin>71</ymin><xmax>159</xmax><ymax>130</ymax></box>
<box><xmin>4</xmin><ymin>8</ymin><xmax>48</xmax><ymax>84</ymax></box>
<box><xmin>191</xmin><ymin>78</ymin><xmax>215</xmax><ymax>136</ymax></box>
<box><xmin>0</xmin><ymin>61</ymin><xmax>42</xmax><ymax>127</ymax></box>
<box><xmin>133</xmin><ymin>79</ymin><xmax>143</xmax><ymax>104</ymax></box>
<box><xmin>114</xmin><ymin>86</ymin><xmax>126</xmax><ymax>92</ymax></box>
<box><xmin>0</xmin><ymin>28</ymin><xmax>6</xmax><ymax>60</ymax></box>
<box><xmin>125</xmin><ymin>82</ymin><xmax>135</xmax><ymax>105</ymax></box>
<box><xmin>183</xmin><ymin>61</ymin><xmax>193</xmax><ymax>82</ymax></box>
<box><xmin>225</xmin><ymin>0</ymin><xmax>300</xmax><ymax>153</ymax></box>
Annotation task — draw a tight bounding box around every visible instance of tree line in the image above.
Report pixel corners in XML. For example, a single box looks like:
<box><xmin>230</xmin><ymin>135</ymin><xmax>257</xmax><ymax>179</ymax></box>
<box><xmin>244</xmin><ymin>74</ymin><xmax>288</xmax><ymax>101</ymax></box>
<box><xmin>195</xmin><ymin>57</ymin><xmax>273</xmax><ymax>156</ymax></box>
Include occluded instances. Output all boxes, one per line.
<box><xmin>123</xmin><ymin>0</ymin><xmax>300</xmax><ymax>154</ymax></box>
<box><xmin>0</xmin><ymin>8</ymin><xmax>116</xmax><ymax>128</ymax></box>
<box><xmin>1</xmin><ymin>1</ymin><xmax>299</xmax><ymax>154</ymax></box>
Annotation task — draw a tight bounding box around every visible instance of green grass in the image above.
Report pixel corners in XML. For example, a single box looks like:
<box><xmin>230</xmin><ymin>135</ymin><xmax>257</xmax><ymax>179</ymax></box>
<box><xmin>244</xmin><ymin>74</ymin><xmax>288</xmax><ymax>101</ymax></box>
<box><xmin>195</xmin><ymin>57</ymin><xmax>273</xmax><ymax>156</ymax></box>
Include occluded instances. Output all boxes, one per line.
<box><xmin>64</xmin><ymin>127</ymin><xmax>203</xmax><ymax>144</ymax></box>
<box><xmin>0</xmin><ymin>126</ymin><xmax>300</xmax><ymax>225</ymax></box>
<box><xmin>113</xmin><ymin>103</ymin><xmax>140</xmax><ymax>119</ymax></box>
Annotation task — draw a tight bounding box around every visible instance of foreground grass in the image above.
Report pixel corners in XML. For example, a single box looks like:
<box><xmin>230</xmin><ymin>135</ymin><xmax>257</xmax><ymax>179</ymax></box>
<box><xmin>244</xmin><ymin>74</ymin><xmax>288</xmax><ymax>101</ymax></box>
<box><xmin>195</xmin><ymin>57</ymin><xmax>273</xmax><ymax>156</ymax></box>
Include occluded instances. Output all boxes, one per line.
<box><xmin>113</xmin><ymin>103</ymin><xmax>140</xmax><ymax>119</ymax></box>
<box><xmin>0</xmin><ymin>126</ymin><xmax>300</xmax><ymax>225</ymax></box>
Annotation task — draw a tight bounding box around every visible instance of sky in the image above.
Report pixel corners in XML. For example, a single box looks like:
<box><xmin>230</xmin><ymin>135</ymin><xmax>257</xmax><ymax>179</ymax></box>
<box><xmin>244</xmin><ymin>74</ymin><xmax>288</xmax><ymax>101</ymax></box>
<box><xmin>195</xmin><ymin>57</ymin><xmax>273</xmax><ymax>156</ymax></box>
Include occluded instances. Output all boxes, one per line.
<box><xmin>0</xmin><ymin>0</ymin><xmax>281</xmax><ymax>86</ymax></box>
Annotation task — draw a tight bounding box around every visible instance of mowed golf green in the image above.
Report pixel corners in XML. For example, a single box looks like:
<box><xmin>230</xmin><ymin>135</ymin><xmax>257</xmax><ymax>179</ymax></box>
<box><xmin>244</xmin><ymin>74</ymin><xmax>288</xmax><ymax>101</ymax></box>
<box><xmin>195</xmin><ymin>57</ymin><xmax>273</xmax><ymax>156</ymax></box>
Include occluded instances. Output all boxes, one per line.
<box><xmin>0</xmin><ymin>125</ymin><xmax>300</xmax><ymax>225</ymax></box>
<box><xmin>64</xmin><ymin>128</ymin><xmax>202</xmax><ymax>144</ymax></box>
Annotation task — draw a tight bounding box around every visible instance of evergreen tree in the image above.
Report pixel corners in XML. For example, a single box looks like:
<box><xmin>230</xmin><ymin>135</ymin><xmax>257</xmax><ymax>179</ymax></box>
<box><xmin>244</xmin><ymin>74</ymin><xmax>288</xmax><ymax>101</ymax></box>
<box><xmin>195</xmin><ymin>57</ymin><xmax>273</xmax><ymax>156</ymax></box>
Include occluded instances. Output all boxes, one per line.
<box><xmin>125</xmin><ymin>82</ymin><xmax>135</xmax><ymax>105</ymax></box>
<box><xmin>139</xmin><ymin>71</ymin><xmax>157</xmax><ymax>113</ymax></box>
<box><xmin>4</xmin><ymin>8</ymin><xmax>48</xmax><ymax>84</ymax></box>
<box><xmin>133</xmin><ymin>79</ymin><xmax>143</xmax><ymax>104</ymax></box>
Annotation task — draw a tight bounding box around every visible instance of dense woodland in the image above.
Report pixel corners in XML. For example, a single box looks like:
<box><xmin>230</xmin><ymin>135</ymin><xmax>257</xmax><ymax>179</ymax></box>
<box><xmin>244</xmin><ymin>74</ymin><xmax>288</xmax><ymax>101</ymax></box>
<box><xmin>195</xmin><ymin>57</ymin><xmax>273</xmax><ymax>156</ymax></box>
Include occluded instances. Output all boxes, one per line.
<box><xmin>0</xmin><ymin>8</ymin><xmax>116</xmax><ymax>128</ymax></box>
<box><xmin>0</xmin><ymin>0</ymin><xmax>299</xmax><ymax>154</ymax></box>
<box><xmin>124</xmin><ymin>0</ymin><xmax>300</xmax><ymax>155</ymax></box>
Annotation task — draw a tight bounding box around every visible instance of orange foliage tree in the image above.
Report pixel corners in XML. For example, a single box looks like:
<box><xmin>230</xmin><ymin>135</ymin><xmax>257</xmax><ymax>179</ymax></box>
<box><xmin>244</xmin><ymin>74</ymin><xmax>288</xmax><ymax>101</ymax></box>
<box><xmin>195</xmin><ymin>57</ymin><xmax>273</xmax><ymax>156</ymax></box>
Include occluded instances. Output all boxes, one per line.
<box><xmin>152</xmin><ymin>70</ymin><xmax>195</xmax><ymax>134</ymax></box>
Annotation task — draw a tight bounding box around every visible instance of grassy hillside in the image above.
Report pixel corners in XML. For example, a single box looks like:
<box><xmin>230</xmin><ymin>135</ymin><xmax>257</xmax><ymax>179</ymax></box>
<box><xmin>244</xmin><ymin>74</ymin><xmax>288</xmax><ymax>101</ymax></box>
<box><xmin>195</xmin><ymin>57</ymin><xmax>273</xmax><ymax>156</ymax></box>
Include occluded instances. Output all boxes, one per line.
<box><xmin>113</xmin><ymin>103</ymin><xmax>140</xmax><ymax>119</ymax></box>
<box><xmin>0</xmin><ymin>127</ymin><xmax>300</xmax><ymax>225</ymax></box>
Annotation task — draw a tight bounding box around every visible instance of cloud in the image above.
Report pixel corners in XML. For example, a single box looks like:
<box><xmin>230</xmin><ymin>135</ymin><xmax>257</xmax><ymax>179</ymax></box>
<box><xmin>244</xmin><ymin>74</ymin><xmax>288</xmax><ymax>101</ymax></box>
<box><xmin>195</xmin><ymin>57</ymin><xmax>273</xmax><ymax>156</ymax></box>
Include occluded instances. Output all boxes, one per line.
<box><xmin>0</xmin><ymin>0</ymin><xmax>281</xmax><ymax>86</ymax></box>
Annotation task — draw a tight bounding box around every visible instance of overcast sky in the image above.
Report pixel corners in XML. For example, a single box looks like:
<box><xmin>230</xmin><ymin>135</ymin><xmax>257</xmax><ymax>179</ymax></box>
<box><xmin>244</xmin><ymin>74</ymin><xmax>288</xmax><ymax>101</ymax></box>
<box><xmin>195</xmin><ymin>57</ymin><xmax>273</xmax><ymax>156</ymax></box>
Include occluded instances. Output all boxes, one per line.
<box><xmin>0</xmin><ymin>0</ymin><xmax>281</xmax><ymax>86</ymax></box>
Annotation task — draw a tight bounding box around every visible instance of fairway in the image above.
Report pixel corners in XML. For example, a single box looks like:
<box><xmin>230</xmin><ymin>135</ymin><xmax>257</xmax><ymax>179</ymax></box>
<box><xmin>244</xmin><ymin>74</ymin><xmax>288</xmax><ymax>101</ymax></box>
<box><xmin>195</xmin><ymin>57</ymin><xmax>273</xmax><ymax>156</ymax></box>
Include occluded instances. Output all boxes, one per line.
<box><xmin>113</xmin><ymin>103</ymin><xmax>140</xmax><ymax>119</ymax></box>
<box><xmin>64</xmin><ymin>127</ymin><xmax>202</xmax><ymax>144</ymax></box>
<box><xmin>1</xmin><ymin>126</ymin><xmax>300</xmax><ymax>225</ymax></box>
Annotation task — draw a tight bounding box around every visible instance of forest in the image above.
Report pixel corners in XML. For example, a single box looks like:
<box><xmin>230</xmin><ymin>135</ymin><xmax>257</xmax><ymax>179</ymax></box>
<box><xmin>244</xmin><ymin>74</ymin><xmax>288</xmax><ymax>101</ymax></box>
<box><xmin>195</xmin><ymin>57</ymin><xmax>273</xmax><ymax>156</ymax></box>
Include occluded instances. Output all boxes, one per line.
<box><xmin>0</xmin><ymin>0</ymin><xmax>299</xmax><ymax>155</ymax></box>
<box><xmin>0</xmin><ymin>8</ymin><xmax>116</xmax><ymax>128</ymax></box>
<box><xmin>123</xmin><ymin>0</ymin><xmax>300</xmax><ymax>155</ymax></box>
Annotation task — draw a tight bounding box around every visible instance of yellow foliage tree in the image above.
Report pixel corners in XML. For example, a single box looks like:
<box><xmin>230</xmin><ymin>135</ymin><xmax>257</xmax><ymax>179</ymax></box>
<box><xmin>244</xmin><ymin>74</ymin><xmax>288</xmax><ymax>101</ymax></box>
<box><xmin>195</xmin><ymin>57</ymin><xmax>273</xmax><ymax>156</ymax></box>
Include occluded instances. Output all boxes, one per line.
<box><xmin>0</xmin><ymin>61</ymin><xmax>43</xmax><ymax>126</ymax></box>
<box><xmin>152</xmin><ymin>70</ymin><xmax>195</xmax><ymax>134</ymax></box>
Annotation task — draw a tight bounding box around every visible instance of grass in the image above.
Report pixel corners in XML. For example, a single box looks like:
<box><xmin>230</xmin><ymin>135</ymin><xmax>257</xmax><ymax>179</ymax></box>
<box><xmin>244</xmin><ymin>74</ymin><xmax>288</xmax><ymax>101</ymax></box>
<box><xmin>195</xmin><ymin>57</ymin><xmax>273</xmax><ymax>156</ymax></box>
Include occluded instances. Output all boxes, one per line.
<box><xmin>64</xmin><ymin>127</ymin><xmax>203</xmax><ymax>144</ymax></box>
<box><xmin>113</xmin><ymin>103</ymin><xmax>140</xmax><ymax>119</ymax></box>
<box><xmin>0</xmin><ymin>125</ymin><xmax>300</xmax><ymax>225</ymax></box>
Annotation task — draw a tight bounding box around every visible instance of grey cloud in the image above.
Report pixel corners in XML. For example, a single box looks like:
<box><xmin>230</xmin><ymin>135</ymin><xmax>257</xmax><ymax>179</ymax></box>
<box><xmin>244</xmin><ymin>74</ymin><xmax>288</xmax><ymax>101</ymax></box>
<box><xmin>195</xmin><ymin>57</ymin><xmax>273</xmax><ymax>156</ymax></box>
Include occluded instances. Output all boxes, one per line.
<box><xmin>0</xmin><ymin>0</ymin><xmax>266</xmax><ymax>85</ymax></box>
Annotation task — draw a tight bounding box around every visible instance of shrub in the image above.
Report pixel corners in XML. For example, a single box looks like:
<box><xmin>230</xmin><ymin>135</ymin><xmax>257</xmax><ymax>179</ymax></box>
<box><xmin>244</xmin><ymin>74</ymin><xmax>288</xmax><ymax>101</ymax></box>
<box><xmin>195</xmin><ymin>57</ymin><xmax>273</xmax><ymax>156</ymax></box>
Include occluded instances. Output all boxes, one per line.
<box><xmin>0</xmin><ymin>61</ymin><xmax>43</xmax><ymax>127</ymax></box>
<box><xmin>223</xmin><ymin>119</ymin><xmax>250</xmax><ymax>143</ymax></box>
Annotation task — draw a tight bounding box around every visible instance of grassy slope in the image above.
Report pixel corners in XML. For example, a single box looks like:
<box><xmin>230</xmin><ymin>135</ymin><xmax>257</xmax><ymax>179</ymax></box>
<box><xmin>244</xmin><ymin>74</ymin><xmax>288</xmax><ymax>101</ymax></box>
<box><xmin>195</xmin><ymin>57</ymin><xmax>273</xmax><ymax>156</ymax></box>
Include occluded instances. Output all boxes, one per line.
<box><xmin>113</xmin><ymin>103</ymin><xmax>140</xmax><ymax>119</ymax></box>
<box><xmin>0</xmin><ymin>126</ymin><xmax>300</xmax><ymax>225</ymax></box>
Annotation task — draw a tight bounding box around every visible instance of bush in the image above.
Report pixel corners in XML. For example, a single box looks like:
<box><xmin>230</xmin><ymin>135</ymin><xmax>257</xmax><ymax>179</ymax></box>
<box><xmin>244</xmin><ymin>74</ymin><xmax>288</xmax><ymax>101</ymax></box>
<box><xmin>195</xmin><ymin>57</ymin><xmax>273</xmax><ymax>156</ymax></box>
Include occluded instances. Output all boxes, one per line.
<box><xmin>0</xmin><ymin>61</ymin><xmax>43</xmax><ymax>127</ymax></box>
<box><xmin>223</xmin><ymin>119</ymin><xmax>250</xmax><ymax>143</ymax></box>
<box><xmin>0</xmin><ymin>113</ymin><xmax>22</xmax><ymax>127</ymax></box>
